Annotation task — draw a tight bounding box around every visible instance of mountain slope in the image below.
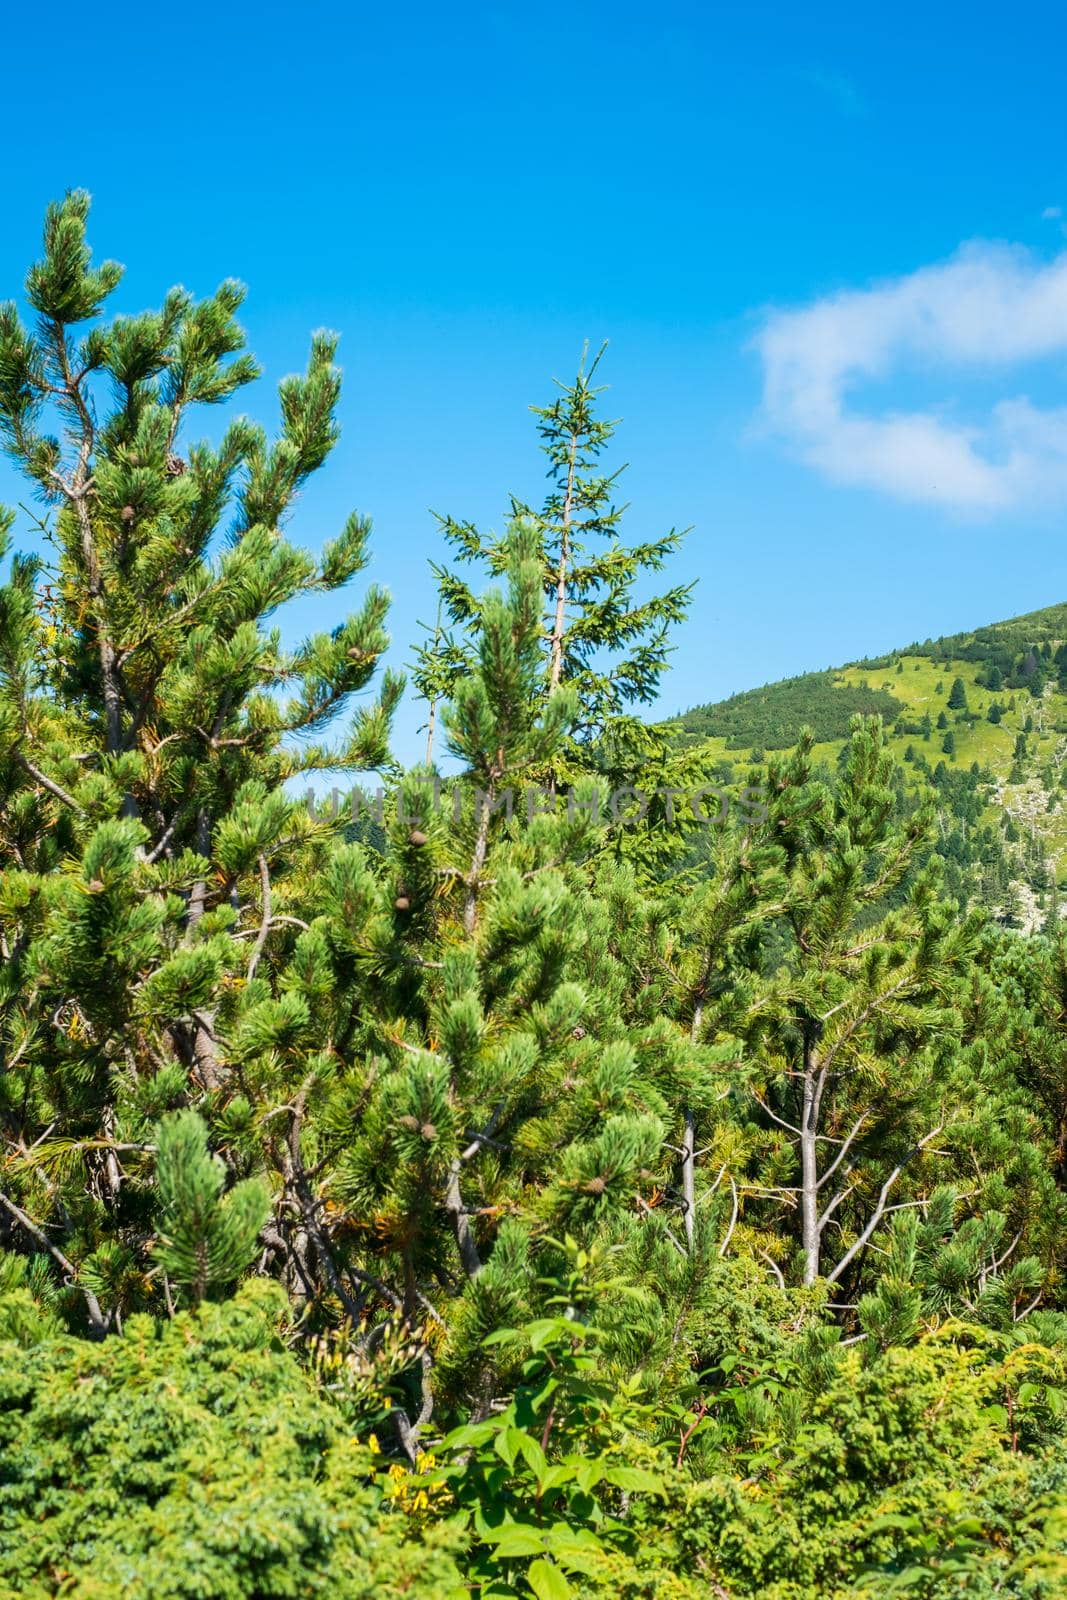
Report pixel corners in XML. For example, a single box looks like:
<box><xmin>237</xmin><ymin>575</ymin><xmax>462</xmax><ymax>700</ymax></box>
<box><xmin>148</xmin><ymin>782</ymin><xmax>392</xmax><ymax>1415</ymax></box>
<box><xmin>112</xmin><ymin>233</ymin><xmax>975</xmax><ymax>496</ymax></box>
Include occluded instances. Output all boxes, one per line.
<box><xmin>668</xmin><ymin>601</ymin><xmax>1067</xmax><ymax>923</ymax></box>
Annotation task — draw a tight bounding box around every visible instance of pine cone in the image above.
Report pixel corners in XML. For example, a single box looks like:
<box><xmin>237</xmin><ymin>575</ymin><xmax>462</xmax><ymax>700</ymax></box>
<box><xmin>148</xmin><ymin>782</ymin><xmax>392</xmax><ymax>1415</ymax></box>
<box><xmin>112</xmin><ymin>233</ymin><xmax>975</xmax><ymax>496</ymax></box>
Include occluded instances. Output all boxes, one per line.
<box><xmin>165</xmin><ymin>452</ymin><xmax>187</xmax><ymax>477</ymax></box>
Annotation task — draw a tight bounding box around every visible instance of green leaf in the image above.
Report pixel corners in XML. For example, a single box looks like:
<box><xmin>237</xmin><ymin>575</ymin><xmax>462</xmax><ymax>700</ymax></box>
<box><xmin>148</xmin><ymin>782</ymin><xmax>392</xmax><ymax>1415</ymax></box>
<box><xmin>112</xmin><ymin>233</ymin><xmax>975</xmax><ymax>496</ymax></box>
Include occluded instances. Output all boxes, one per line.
<box><xmin>573</xmin><ymin>1459</ymin><xmax>606</xmax><ymax>1494</ymax></box>
<box><xmin>494</xmin><ymin>1426</ymin><xmax>524</xmax><ymax>1468</ymax></box>
<box><xmin>441</xmin><ymin>1420</ymin><xmax>497</xmax><ymax>1450</ymax></box>
<box><xmin>527</xmin><ymin>1317</ymin><xmax>583</xmax><ymax>1353</ymax></box>
<box><xmin>951</xmin><ymin>1517</ymin><xmax>986</xmax><ymax>1538</ymax></box>
<box><xmin>602</xmin><ymin>1465</ymin><xmax>663</xmax><ymax>1494</ymax></box>
<box><xmin>483</xmin><ymin>1327</ymin><xmax>523</xmax><ymax>1349</ymax></box>
<box><xmin>864</xmin><ymin>1512</ymin><xmax>921</xmax><ymax>1534</ymax></box>
<box><xmin>535</xmin><ymin>1463</ymin><xmax>574</xmax><ymax>1494</ymax></box>
<box><xmin>527</xmin><ymin>1558</ymin><xmax>572</xmax><ymax>1600</ymax></box>
<box><xmin>515</xmin><ymin>1432</ymin><xmax>548</xmax><ymax>1480</ymax></box>
<box><xmin>481</xmin><ymin>1522</ymin><xmax>547</xmax><ymax>1558</ymax></box>
<box><xmin>540</xmin><ymin>1527</ymin><xmax>604</xmax><ymax>1574</ymax></box>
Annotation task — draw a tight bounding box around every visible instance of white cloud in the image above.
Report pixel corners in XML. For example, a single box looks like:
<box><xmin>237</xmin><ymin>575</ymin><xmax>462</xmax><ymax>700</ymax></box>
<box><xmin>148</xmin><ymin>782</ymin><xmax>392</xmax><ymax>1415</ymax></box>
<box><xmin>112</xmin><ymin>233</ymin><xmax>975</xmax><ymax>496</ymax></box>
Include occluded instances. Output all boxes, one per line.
<box><xmin>1042</xmin><ymin>205</ymin><xmax>1062</xmax><ymax>220</ymax></box>
<box><xmin>754</xmin><ymin>241</ymin><xmax>1067</xmax><ymax>512</ymax></box>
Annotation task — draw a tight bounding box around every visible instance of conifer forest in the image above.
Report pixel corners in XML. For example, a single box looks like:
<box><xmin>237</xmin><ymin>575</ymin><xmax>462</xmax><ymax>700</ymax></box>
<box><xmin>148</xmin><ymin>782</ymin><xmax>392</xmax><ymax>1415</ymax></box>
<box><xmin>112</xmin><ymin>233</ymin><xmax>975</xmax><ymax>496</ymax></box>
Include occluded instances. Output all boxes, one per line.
<box><xmin>2</xmin><ymin>194</ymin><xmax>1067</xmax><ymax>1599</ymax></box>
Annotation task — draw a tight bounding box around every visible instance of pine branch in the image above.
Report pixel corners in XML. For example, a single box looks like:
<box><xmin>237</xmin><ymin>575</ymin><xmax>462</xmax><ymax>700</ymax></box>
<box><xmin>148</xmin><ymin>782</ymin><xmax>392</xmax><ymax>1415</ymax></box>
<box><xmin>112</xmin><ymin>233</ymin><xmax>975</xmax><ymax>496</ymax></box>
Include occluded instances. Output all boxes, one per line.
<box><xmin>16</xmin><ymin>753</ymin><xmax>83</xmax><ymax>813</ymax></box>
<box><xmin>0</xmin><ymin>1189</ymin><xmax>107</xmax><ymax>1336</ymax></box>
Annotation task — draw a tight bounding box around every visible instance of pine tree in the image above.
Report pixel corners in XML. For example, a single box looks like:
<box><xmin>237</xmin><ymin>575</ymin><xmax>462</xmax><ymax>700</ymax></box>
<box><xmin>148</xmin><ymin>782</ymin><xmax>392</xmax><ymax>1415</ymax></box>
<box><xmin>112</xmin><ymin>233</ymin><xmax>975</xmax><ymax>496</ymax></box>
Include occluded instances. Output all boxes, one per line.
<box><xmin>0</xmin><ymin>201</ymin><xmax>701</xmax><ymax>1421</ymax></box>
<box><xmin>0</xmin><ymin>193</ymin><xmax>398</xmax><ymax>1327</ymax></box>
<box><xmin>948</xmin><ymin>677</ymin><xmax>969</xmax><ymax>710</ymax></box>
<box><xmin>441</xmin><ymin>522</ymin><xmax>580</xmax><ymax>931</ymax></box>
<box><xmin>128</xmin><ymin>519</ymin><xmax>698</xmax><ymax>1444</ymax></box>
<box><xmin>705</xmin><ymin>719</ymin><xmax>976</xmax><ymax>1290</ymax></box>
<box><xmin>985</xmin><ymin>931</ymin><xmax>1067</xmax><ymax>1182</ymax></box>
<box><xmin>153</xmin><ymin>1110</ymin><xmax>269</xmax><ymax>1304</ymax></box>
<box><xmin>4</xmin><ymin>194</ymin><xmax>1067</xmax><ymax>1565</ymax></box>
<box><xmin>856</xmin><ymin>1190</ymin><xmax>1043</xmax><ymax>1342</ymax></box>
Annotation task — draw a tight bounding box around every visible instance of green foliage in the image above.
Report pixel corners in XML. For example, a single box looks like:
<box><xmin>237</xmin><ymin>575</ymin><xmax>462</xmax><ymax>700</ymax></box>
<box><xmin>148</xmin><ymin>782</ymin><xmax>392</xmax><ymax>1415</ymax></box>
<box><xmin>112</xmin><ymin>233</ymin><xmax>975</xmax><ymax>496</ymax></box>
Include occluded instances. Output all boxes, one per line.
<box><xmin>153</xmin><ymin>1111</ymin><xmax>270</xmax><ymax>1303</ymax></box>
<box><xmin>0</xmin><ymin>192</ymin><xmax>399</xmax><ymax>1335</ymax></box>
<box><xmin>672</xmin><ymin>670</ymin><xmax>905</xmax><ymax>750</ymax></box>
<box><xmin>677</xmin><ymin>1330</ymin><xmax>1067</xmax><ymax>1599</ymax></box>
<box><xmin>1</xmin><ymin>196</ymin><xmax>1066</xmax><ymax>1600</ymax></box>
<box><xmin>437</xmin><ymin>1246</ymin><xmax>697</xmax><ymax>1599</ymax></box>
<box><xmin>948</xmin><ymin>675</ymin><xmax>969</xmax><ymax>710</ymax></box>
<box><xmin>0</xmin><ymin>1281</ymin><xmax>464</xmax><ymax>1599</ymax></box>
<box><xmin>417</xmin><ymin>341</ymin><xmax>693</xmax><ymax>782</ymax></box>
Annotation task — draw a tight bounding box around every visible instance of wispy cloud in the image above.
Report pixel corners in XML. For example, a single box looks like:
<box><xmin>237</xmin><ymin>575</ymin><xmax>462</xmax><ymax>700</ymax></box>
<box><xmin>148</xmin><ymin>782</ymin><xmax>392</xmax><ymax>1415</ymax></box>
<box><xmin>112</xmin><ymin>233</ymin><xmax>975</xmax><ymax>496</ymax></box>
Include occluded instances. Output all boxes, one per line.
<box><xmin>801</xmin><ymin>67</ymin><xmax>867</xmax><ymax>118</ymax></box>
<box><xmin>754</xmin><ymin>241</ymin><xmax>1067</xmax><ymax>513</ymax></box>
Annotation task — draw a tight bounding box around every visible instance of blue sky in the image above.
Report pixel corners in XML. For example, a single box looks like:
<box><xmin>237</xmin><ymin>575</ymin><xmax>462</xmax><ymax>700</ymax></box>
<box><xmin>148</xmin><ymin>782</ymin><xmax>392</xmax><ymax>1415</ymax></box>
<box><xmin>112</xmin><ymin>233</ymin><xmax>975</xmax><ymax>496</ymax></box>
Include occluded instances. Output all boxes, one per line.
<box><xmin>2</xmin><ymin>0</ymin><xmax>1066</xmax><ymax>761</ymax></box>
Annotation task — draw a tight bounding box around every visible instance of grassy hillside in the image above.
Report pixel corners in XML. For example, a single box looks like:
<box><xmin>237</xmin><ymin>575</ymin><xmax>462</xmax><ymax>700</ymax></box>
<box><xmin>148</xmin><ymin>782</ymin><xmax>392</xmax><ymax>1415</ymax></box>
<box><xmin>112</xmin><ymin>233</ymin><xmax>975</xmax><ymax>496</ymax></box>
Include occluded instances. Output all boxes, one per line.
<box><xmin>668</xmin><ymin>601</ymin><xmax>1067</xmax><ymax>923</ymax></box>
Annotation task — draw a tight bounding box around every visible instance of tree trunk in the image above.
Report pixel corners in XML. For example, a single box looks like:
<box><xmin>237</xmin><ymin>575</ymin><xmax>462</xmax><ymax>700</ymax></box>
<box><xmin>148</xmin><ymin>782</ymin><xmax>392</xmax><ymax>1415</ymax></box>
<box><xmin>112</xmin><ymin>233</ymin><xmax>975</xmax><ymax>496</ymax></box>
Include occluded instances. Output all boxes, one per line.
<box><xmin>424</xmin><ymin>696</ymin><xmax>437</xmax><ymax>766</ymax></box>
<box><xmin>681</xmin><ymin>1109</ymin><xmax>696</xmax><ymax>1253</ymax></box>
<box><xmin>681</xmin><ymin>995</ymin><xmax>704</xmax><ymax>1256</ymax></box>
<box><xmin>547</xmin><ymin>429</ymin><xmax>579</xmax><ymax>693</ymax></box>
<box><xmin>800</xmin><ymin>1058</ymin><xmax>820</xmax><ymax>1285</ymax></box>
<box><xmin>186</xmin><ymin>806</ymin><xmax>221</xmax><ymax>1089</ymax></box>
<box><xmin>445</xmin><ymin>1157</ymin><xmax>482</xmax><ymax>1279</ymax></box>
<box><xmin>463</xmin><ymin>790</ymin><xmax>493</xmax><ymax>934</ymax></box>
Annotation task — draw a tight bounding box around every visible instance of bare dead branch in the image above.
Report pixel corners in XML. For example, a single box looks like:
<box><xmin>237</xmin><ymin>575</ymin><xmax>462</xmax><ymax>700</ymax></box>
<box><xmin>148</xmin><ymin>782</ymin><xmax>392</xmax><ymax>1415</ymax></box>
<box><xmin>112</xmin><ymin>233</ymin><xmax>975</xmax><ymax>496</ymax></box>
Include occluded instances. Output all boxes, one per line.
<box><xmin>826</xmin><ymin>1125</ymin><xmax>943</xmax><ymax>1285</ymax></box>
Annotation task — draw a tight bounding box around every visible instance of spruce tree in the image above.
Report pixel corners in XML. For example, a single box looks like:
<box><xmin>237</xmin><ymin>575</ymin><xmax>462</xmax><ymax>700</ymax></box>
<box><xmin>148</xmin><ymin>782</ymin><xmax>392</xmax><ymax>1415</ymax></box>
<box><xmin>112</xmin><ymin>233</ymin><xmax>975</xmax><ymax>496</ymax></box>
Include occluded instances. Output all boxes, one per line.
<box><xmin>948</xmin><ymin>677</ymin><xmax>969</xmax><ymax>711</ymax></box>
<box><xmin>415</xmin><ymin>344</ymin><xmax>693</xmax><ymax>787</ymax></box>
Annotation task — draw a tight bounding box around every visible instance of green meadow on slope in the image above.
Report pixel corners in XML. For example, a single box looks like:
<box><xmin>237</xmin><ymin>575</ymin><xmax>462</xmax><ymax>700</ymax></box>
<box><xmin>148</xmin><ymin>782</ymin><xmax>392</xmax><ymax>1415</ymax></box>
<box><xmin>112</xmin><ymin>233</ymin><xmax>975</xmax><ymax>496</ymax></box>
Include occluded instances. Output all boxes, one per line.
<box><xmin>670</xmin><ymin>602</ymin><xmax>1067</xmax><ymax>926</ymax></box>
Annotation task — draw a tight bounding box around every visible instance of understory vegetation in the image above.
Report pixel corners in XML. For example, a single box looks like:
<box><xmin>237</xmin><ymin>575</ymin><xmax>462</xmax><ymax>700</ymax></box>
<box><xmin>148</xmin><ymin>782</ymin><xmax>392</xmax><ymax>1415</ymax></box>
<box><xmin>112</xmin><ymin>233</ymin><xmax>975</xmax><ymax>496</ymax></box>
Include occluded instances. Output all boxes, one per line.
<box><xmin>1</xmin><ymin>195</ymin><xmax>1066</xmax><ymax>1599</ymax></box>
